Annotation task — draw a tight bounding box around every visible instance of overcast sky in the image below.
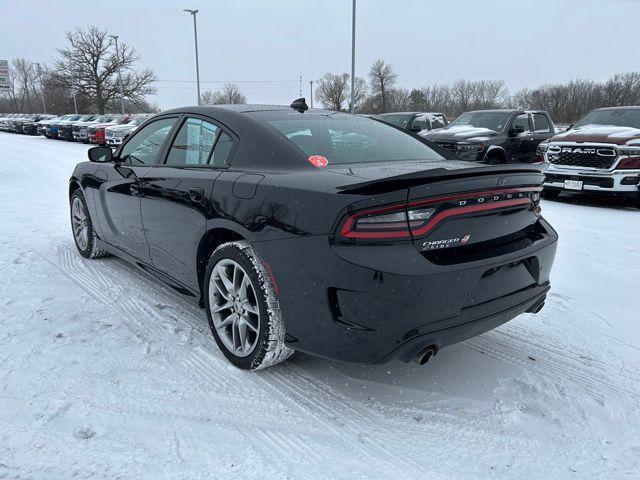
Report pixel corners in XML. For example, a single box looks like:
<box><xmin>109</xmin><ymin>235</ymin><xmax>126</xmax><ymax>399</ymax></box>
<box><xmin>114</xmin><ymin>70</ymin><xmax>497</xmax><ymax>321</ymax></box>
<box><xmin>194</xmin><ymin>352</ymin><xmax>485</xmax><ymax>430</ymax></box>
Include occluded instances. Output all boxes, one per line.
<box><xmin>1</xmin><ymin>0</ymin><xmax>639</xmax><ymax>109</ymax></box>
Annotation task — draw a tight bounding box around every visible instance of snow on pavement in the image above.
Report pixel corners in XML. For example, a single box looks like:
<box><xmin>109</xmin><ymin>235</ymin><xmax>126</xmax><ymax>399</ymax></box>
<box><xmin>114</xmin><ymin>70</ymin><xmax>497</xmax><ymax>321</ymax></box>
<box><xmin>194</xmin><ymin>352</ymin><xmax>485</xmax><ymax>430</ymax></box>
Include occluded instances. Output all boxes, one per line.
<box><xmin>0</xmin><ymin>132</ymin><xmax>638</xmax><ymax>479</ymax></box>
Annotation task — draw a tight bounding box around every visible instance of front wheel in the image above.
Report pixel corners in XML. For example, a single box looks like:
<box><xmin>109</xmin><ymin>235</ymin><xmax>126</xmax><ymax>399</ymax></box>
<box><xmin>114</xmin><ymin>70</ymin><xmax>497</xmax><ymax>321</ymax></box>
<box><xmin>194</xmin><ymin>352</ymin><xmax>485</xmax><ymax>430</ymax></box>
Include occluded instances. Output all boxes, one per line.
<box><xmin>70</xmin><ymin>190</ymin><xmax>109</xmax><ymax>259</ymax></box>
<box><xmin>204</xmin><ymin>241</ymin><xmax>293</xmax><ymax>370</ymax></box>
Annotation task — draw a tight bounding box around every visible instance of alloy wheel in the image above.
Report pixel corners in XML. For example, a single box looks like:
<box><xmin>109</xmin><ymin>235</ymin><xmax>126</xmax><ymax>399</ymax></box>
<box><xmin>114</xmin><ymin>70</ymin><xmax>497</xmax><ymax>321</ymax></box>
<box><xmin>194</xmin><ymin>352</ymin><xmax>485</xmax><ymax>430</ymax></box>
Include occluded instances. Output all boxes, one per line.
<box><xmin>71</xmin><ymin>197</ymin><xmax>89</xmax><ymax>251</ymax></box>
<box><xmin>209</xmin><ymin>259</ymin><xmax>261</xmax><ymax>357</ymax></box>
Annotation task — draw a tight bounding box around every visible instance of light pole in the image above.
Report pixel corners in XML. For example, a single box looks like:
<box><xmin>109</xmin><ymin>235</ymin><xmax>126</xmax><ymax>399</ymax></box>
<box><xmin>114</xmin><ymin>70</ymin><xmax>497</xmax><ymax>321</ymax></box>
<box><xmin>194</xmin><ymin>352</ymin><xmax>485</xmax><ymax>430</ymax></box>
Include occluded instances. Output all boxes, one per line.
<box><xmin>349</xmin><ymin>0</ymin><xmax>356</xmax><ymax>114</ymax></box>
<box><xmin>109</xmin><ymin>35</ymin><xmax>126</xmax><ymax>114</ymax></box>
<box><xmin>36</xmin><ymin>63</ymin><xmax>46</xmax><ymax>114</ymax></box>
<box><xmin>72</xmin><ymin>92</ymin><xmax>78</xmax><ymax>114</ymax></box>
<box><xmin>183</xmin><ymin>9</ymin><xmax>201</xmax><ymax>105</ymax></box>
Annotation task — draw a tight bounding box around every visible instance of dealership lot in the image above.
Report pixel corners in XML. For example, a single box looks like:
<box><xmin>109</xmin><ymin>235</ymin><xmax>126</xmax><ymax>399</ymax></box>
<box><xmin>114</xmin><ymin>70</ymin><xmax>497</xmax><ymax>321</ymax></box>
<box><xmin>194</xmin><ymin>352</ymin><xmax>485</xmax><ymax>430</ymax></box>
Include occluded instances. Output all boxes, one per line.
<box><xmin>0</xmin><ymin>133</ymin><xmax>638</xmax><ymax>479</ymax></box>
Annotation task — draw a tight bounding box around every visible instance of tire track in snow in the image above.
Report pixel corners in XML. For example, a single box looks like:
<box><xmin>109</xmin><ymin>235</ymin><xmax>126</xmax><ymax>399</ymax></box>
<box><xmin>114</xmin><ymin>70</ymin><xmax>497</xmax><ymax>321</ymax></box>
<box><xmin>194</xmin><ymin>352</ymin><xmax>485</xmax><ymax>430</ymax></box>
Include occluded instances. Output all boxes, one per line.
<box><xmin>37</xmin><ymin>239</ymin><xmax>426</xmax><ymax>475</ymax></box>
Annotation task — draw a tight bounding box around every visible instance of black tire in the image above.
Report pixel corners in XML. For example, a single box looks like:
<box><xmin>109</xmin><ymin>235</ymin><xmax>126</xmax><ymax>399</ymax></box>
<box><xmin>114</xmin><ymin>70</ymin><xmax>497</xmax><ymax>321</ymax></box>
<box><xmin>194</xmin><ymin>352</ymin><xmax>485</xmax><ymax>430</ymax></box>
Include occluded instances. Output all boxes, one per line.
<box><xmin>204</xmin><ymin>241</ymin><xmax>293</xmax><ymax>370</ymax></box>
<box><xmin>541</xmin><ymin>189</ymin><xmax>561</xmax><ymax>200</ymax></box>
<box><xmin>70</xmin><ymin>190</ymin><xmax>109</xmax><ymax>259</ymax></box>
<box><xmin>485</xmin><ymin>151</ymin><xmax>504</xmax><ymax>165</ymax></box>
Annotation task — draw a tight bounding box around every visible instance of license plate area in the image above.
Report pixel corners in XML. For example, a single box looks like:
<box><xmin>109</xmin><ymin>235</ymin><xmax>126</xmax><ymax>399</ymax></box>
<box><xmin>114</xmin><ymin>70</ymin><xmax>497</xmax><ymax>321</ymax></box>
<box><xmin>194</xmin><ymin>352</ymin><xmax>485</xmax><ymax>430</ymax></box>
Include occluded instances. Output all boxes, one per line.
<box><xmin>462</xmin><ymin>259</ymin><xmax>537</xmax><ymax>308</ymax></box>
<box><xmin>564</xmin><ymin>179</ymin><xmax>583</xmax><ymax>190</ymax></box>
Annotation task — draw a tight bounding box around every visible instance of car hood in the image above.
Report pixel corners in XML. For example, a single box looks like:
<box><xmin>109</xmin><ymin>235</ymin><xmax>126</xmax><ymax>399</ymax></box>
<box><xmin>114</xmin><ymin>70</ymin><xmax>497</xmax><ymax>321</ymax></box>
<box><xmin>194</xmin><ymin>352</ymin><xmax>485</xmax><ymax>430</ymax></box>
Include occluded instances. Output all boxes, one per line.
<box><xmin>421</xmin><ymin>125</ymin><xmax>500</xmax><ymax>142</ymax></box>
<box><xmin>549</xmin><ymin>125</ymin><xmax>640</xmax><ymax>146</ymax></box>
<box><xmin>106</xmin><ymin>124</ymin><xmax>136</xmax><ymax>133</ymax></box>
<box><xmin>74</xmin><ymin>121</ymin><xmax>99</xmax><ymax>128</ymax></box>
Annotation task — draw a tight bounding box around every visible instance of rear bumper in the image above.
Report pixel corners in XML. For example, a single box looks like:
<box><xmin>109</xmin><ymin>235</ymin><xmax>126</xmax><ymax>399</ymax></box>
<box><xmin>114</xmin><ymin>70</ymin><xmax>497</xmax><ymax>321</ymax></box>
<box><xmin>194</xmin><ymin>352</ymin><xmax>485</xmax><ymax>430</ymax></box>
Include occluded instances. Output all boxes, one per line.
<box><xmin>254</xmin><ymin>218</ymin><xmax>558</xmax><ymax>364</ymax></box>
<box><xmin>543</xmin><ymin>164</ymin><xmax>640</xmax><ymax>193</ymax></box>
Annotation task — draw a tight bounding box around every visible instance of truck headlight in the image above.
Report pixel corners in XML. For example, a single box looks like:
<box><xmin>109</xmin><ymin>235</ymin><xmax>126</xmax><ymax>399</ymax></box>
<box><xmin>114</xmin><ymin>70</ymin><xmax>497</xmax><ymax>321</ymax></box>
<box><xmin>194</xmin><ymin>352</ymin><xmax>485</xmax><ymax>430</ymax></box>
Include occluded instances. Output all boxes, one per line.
<box><xmin>456</xmin><ymin>143</ymin><xmax>484</xmax><ymax>152</ymax></box>
<box><xmin>617</xmin><ymin>147</ymin><xmax>640</xmax><ymax>156</ymax></box>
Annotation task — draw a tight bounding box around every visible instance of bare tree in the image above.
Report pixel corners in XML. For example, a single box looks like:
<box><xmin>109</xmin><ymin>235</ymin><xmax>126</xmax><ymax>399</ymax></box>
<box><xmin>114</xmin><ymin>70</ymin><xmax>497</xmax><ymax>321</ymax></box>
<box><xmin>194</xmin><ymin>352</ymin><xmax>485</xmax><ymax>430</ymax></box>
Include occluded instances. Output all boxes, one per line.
<box><xmin>315</xmin><ymin>73</ymin><xmax>350</xmax><ymax>111</ymax></box>
<box><xmin>348</xmin><ymin>77</ymin><xmax>368</xmax><ymax>112</ymax></box>
<box><xmin>7</xmin><ymin>59</ymin><xmax>42</xmax><ymax>112</ymax></box>
<box><xmin>368</xmin><ymin>59</ymin><xmax>397</xmax><ymax>112</ymax></box>
<box><xmin>53</xmin><ymin>26</ymin><xmax>156</xmax><ymax>113</ymax></box>
<box><xmin>201</xmin><ymin>83</ymin><xmax>247</xmax><ymax>105</ymax></box>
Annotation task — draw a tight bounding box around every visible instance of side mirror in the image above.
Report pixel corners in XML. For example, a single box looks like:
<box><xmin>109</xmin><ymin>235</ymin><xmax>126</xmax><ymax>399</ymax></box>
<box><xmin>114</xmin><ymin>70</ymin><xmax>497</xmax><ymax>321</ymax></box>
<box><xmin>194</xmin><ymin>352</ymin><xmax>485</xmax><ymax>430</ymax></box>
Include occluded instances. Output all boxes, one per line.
<box><xmin>88</xmin><ymin>146</ymin><xmax>113</xmax><ymax>163</ymax></box>
<box><xmin>509</xmin><ymin>125</ymin><xmax>525</xmax><ymax>136</ymax></box>
<box><xmin>410</xmin><ymin>125</ymin><xmax>423</xmax><ymax>132</ymax></box>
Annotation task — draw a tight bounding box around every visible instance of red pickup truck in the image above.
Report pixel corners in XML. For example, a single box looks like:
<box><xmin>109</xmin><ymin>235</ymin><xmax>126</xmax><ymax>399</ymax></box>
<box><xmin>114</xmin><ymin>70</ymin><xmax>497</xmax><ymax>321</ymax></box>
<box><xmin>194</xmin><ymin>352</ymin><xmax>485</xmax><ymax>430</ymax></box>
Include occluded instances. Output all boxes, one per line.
<box><xmin>539</xmin><ymin>106</ymin><xmax>640</xmax><ymax>205</ymax></box>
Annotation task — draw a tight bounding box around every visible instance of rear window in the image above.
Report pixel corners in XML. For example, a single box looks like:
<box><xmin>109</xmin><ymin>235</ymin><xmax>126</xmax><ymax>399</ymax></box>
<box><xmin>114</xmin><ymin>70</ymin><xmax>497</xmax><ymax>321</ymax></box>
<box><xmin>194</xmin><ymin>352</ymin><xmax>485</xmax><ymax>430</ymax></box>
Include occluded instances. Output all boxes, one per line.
<box><xmin>253</xmin><ymin>112</ymin><xmax>448</xmax><ymax>165</ymax></box>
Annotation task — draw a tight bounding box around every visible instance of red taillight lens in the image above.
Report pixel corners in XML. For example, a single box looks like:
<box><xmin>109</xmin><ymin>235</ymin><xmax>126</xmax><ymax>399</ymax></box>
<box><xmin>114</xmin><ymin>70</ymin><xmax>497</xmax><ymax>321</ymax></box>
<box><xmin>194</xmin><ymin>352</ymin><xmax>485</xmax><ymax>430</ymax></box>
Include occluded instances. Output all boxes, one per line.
<box><xmin>340</xmin><ymin>205</ymin><xmax>411</xmax><ymax>239</ymax></box>
<box><xmin>338</xmin><ymin>187</ymin><xmax>540</xmax><ymax>242</ymax></box>
<box><xmin>339</xmin><ymin>205</ymin><xmax>437</xmax><ymax>240</ymax></box>
<box><xmin>617</xmin><ymin>157</ymin><xmax>640</xmax><ymax>169</ymax></box>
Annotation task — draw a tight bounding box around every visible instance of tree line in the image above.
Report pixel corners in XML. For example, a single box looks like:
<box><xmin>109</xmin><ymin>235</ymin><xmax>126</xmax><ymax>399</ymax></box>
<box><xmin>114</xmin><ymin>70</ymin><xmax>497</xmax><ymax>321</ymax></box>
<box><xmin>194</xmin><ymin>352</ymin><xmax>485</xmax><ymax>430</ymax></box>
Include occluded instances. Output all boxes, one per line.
<box><xmin>0</xmin><ymin>25</ymin><xmax>247</xmax><ymax>115</ymax></box>
<box><xmin>315</xmin><ymin>59</ymin><xmax>640</xmax><ymax>123</ymax></box>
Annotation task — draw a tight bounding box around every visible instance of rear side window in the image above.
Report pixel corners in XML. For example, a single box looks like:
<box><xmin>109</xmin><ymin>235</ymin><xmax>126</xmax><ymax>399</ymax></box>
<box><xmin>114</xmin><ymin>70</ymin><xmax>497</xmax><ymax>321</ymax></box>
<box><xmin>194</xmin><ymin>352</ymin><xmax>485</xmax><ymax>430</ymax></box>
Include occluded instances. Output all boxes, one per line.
<box><xmin>256</xmin><ymin>113</ymin><xmax>448</xmax><ymax>165</ymax></box>
<box><xmin>166</xmin><ymin>118</ymin><xmax>219</xmax><ymax>166</ymax></box>
<box><xmin>165</xmin><ymin>117</ymin><xmax>234</xmax><ymax>167</ymax></box>
<box><xmin>533</xmin><ymin>113</ymin><xmax>551</xmax><ymax>132</ymax></box>
<box><xmin>210</xmin><ymin>132</ymin><xmax>233</xmax><ymax>167</ymax></box>
<box><xmin>120</xmin><ymin>117</ymin><xmax>177</xmax><ymax>166</ymax></box>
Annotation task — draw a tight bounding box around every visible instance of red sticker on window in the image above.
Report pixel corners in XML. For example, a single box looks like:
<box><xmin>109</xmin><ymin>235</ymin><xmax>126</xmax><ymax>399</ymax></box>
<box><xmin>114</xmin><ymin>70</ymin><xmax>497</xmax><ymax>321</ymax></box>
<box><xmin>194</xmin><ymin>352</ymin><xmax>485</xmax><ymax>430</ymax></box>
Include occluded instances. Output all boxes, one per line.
<box><xmin>308</xmin><ymin>155</ymin><xmax>328</xmax><ymax>168</ymax></box>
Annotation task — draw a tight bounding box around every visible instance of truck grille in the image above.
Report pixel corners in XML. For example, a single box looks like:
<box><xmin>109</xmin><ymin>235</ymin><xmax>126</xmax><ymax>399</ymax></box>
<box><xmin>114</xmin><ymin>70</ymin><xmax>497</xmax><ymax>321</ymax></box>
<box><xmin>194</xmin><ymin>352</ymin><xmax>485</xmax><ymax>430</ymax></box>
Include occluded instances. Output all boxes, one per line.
<box><xmin>435</xmin><ymin>142</ymin><xmax>457</xmax><ymax>152</ymax></box>
<box><xmin>547</xmin><ymin>145</ymin><xmax>616</xmax><ymax>169</ymax></box>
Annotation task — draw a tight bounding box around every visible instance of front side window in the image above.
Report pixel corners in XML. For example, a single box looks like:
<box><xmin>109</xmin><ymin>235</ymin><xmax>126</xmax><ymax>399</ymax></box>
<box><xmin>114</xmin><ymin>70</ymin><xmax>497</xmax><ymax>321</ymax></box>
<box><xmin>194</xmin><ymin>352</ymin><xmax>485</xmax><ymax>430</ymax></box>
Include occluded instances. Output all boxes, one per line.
<box><xmin>120</xmin><ymin>117</ymin><xmax>177</xmax><ymax>166</ymax></box>
<box><xmin>533</xmin><ymin>113</ymin><xmax>551</xmax><ymax>132</ymax></box>
<box><xmin>511</xmin><ymin>114</ymin><xmax>531</xmax><ymax>132</ymax></box>
<box><xmin>254</xmin><ymin>112</ymin><xmax>450</xmax><ymax>165</ymax></box>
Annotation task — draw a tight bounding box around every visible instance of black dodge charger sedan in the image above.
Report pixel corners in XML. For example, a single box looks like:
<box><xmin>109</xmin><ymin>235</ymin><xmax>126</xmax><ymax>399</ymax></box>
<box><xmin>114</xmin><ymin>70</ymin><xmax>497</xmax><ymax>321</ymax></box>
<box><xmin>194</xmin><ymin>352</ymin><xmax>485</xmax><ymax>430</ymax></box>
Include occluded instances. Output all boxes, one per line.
<box><xmin>69</xmin><ymin>101</ymin><xmax>558</xmax><ymax>370</ymax></box>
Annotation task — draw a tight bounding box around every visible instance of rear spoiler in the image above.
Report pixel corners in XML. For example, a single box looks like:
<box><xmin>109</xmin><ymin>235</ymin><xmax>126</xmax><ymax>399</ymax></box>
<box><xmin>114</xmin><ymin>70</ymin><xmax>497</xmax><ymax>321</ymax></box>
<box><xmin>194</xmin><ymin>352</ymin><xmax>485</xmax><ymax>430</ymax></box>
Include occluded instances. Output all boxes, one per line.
<box><xmin>336</xmin><ymin>165</ymin><xmax>545</xmax><ymax>195</ymax></box>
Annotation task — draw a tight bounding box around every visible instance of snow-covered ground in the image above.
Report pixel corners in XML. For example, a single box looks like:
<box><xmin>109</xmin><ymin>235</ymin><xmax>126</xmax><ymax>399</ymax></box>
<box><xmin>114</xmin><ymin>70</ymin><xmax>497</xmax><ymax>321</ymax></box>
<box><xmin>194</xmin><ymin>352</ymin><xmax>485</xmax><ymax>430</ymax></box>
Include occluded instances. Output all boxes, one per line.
<box><xmin>1</xmin><ymin>132</ymin><xmax>639</xmax><ymax>480</ymax></box>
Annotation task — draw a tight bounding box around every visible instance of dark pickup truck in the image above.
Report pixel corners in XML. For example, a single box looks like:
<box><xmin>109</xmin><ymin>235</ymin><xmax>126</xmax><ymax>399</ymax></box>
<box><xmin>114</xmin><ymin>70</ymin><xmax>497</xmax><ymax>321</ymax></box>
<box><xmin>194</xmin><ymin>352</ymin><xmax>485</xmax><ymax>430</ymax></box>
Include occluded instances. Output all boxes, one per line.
<box><xmin>373</xmin><ymin>111</ymin><xmax>448</xmax><ymax>133</ymax></box>
<box><xmin>421</xmin><ymin>109</ymin><xmax>555</xmax><ymax>164</ymax></box>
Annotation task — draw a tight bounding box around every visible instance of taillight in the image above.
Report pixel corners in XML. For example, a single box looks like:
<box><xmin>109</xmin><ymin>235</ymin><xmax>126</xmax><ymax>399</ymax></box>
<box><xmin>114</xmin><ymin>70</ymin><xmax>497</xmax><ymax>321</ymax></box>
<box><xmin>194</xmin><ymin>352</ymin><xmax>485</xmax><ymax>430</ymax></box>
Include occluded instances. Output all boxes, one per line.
<box><xmin>340</xmin><ymin>204</ymin><xmax>412</xmax><ymax>239</ymax></box>
<box><xmin>338</xmin><ymin>187</ymin><xmax>540</xmax><ymax>242</ymax></box>
<box><xmin>617</xmin><ymin>157</ymin><xmax>640</xmax><ymax>169</ymax></box>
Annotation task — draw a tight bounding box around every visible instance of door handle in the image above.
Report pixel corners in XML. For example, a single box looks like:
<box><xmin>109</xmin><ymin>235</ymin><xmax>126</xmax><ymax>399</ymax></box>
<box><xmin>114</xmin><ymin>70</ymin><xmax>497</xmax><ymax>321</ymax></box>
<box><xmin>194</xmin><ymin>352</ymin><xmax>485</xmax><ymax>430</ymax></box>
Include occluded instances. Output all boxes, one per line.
<box><xmin>130</xmin><ymin>182</ymin><xmax>143</xmax><ymax>197</ymax></box>
<box><xmin>189</xmin><ymin>187</ymin><xmax>205</xmax><ymax>202</ymax></box>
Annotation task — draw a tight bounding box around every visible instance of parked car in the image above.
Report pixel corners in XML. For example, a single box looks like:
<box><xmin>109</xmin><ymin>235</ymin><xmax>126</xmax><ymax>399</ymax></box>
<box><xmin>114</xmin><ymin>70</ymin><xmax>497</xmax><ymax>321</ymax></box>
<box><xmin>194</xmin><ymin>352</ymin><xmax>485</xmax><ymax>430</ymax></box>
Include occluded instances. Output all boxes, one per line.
<box><xmin>21</xmin><ymin>114</ymin><xmax>56</xmax><ymax>135</ymax></box>
<box><xmin>88</xmin><ymin>115</ymin><xmax>129</xmax><ymax>145</ymax></box>
<box><xmin>0</xmin><ymin>113</ymin><xmax>17</xmax><ymax>130</ymax></box>
<box><xmin>69</xmin><ymin>102</ymin><xmax>557</xmax><ymax>370</ymax></box>
<box><xmin>105</xmin><ymin>115</ymin><xmax>150</xmax><ymax>147</ymax></box>
<box><xmin>46</xmin><ymin>114</ymin><xmax>80</xmax><ymax>139</ymax></box>
<box><xmin>8</xmin><ymin>114</ymin><xmax>39</xmax><ymax>133</ymax></box>
<box><xmin>38</xmin><ymin>115</ymin><xmax>64</xmax><ymax>136</ymax></box>
<box><xmin>539</xmin><ymin>106</ymin><xmax>640</xmax><ymax>204</ymax></box>
<box><xmin>73</xmin><ymin>115</ymin><xmax>113</xmax><ymax>142</ymax></box>
<box><xmin>59</xmin><ymin>114</ymin><xmax>96</xmax><ymax>141</ymax></box>
<box><xmin>0</xmin><ymin>113</ymin><xmax>28</xmax><ymax>132</ymax></box>
<box><xmin>373</xmin><ymin>111</ymin><xmax>447</xmax><ymax>133</ymax></box>
<box><xmin>421</xmin><ymin>109</ymin><xmax>556</xmax><ymax>164</ymax></box>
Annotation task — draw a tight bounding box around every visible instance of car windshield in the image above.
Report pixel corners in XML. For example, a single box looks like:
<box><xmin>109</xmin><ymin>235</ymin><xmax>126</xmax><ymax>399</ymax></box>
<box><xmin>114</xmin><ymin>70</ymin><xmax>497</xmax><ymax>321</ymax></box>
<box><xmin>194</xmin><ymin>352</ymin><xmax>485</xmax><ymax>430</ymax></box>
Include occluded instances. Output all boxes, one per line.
<box><xmin>448</xmin><ymin>112</ymin><xmax>511</xmax><ymax>132</ymax></box>
<box><xmin>253</xmin><ymin>112</ymin><xmax>449</xmax><ymax>165</ymax></box>
<box><xmin>573</xmin><ymin>109</ymin><xmax>640</xmax><ymax>129</ymax></box>
<box><xmin>372</xmin><ymin>113</ymin><xmax>413</xmax><ymax>129</ymax></box>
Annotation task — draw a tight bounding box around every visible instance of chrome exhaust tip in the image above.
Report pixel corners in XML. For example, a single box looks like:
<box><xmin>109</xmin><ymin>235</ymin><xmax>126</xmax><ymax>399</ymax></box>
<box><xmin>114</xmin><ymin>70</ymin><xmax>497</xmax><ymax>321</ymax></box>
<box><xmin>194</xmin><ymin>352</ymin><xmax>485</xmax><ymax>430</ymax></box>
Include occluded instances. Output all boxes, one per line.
<box><xmin>413</xmin><ymin>345</ymin><xmax>437</xmax><ymax>365</ymax></box>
